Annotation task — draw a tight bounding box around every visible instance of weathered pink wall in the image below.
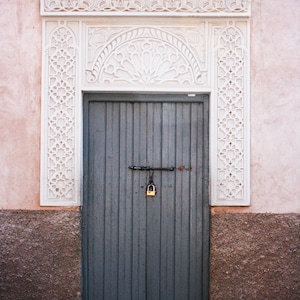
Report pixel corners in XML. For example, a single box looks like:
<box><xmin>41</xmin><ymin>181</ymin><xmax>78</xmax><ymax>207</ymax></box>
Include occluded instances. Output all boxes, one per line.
<box><xmin>249</xmin><ymin>0</ymin><xmax>300</xmax><ymax>213</ymax></box>
<box><xmin>213</xmin><ymin>0</ymin><xmax>300</xmax><ymax>214</ymax></box>
<box><xmin>0</xmin><ymin>0</ymin><xmax>299</xmax><ymax>212</ymax></box>
<box><xmin>0</xmin><ymin>1</ymin><xmax>42</xmax><ymax>209</ymax></box>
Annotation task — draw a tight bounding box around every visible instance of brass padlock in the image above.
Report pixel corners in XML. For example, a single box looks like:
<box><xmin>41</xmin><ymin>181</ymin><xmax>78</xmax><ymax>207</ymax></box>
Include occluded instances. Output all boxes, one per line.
<box><xmin>146</xmin><ymin>183</ymin><xmax>157</xmax><ymax>197</ymax></box>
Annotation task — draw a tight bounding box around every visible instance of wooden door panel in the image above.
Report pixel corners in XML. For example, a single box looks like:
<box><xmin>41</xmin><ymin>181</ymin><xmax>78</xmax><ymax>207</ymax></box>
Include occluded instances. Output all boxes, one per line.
<box><xmin>83</xmin><ymin>94</ymin><xmax>209</xmax><ymax>300</ymax></box>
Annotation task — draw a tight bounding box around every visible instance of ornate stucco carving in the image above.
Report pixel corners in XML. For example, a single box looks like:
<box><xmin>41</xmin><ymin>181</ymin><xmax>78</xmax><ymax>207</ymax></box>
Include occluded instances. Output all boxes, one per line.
<box><xmin>41</xmin><ymin>0</ymin><xmax>251</xmax><ymax>16</ymax></box>
<box><xmin>41</xmin><ymin>18</ymin><xmax>250</xmax><ymax>206</ymax></box>
<box><xmin>85</xmin><ymin>26</ymin><xmax>207</xmax><ymax>87</ymax></box>
<box><xmin>215</xmin><ymin>24</ymin><xmax>247</xmax><ymax>203</ymax></box>
<box><xmin>41</xmin><ymin>21</ymin><xmax>79</xmax><ymax>205</ymax></box>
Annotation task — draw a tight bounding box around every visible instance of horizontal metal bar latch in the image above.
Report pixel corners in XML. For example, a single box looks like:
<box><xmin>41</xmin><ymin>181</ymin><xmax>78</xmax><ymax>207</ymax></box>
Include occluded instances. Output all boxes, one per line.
<box><xmin>128</xmin><ymin>166</ymin><xmax>175</xmax><ymax>171</ymax></box>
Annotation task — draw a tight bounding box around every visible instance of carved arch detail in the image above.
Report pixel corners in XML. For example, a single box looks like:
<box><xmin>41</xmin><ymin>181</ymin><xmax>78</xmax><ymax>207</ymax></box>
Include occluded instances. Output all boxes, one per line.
<box><xmin>86</xmin><ymin>27</ymin><xmax>203</xmax><ymax>86</ymax></box>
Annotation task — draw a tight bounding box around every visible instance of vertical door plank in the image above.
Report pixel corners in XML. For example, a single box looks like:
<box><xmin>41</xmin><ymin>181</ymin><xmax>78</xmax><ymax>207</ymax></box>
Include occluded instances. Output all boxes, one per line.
<box><xmin>118</xmin><ymin>102</ymin><xmax>134</xmax><ymax>299</ymax></box>
<box><xmin>146</xmin><ymin>102</ymin><xmax>162</xmax><ymax>300</ymax></box>
<box><xmin>103</xmin><ymin>102</ymin><xmax>120</xmax><ymax>299</ymax></box>
<box><xmin>132</xmin><ymin>102</ymin><xmax>147</xmax><ymax>300</ymax></box>
<box><xmin>160</xmin><ymin>102</ymin><xmax>176</xmax><ymax>300</ymax></box>
<box><xmin>174</xmin><ymin>103</ymin><xmax>191</xmax><ymax>300</ymax></box>
<box><xmin>189</xmin><ymin>103</ymin><xmax>204</xmax><ymax>300</ymax></box>
<box><xmin>202</xmin><ymin>96</ymin><xmax>210</xmax><ymax>300</ymax></box>
<box><xmin>88</xmin><ymin>102</ymin><xmax>107</xmax><ymax>299</ymax></box>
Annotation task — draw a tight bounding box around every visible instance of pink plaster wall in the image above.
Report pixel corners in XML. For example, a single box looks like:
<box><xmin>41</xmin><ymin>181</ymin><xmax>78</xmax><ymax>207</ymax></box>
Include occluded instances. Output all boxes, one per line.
<box><xmin>249</xmin><ymin>0</ymin><xmax>300</xmax><ymax>213</ymax></box>
<box><xmin>0</xmin><ymin>0</ymin><xmax>299</xmax><ymax>212</ymax></box>
<box><xmin>213</xmin><ymin>0</ymin><xmax>300</xmax><ymax>214</ymax></box>
<box><xmin>0</xmin><ymin>1</ymin><xmax>42</xmax><ymax>209</ymax></box>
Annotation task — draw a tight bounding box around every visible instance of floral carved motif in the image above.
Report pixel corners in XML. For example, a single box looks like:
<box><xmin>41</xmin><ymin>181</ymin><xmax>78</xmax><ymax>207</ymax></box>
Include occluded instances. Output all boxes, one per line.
<box><xmin>43</xmin><ymin>22</ymin><xmax>78</xmax><ymax>204</ymax></box>
<box><xmin>86</xmin><ymin>27</ymin><xmax>205</xmax><ymax>86</ymax></box>
<box><xmin>216</xmin><ymin>24</ymin><xmax>246</xmax><ymax>202</ymax></box>
<box><xmin>42</xmin><ymin>0</ymin><xmax>250</xmax><ymax>15</ymax></box>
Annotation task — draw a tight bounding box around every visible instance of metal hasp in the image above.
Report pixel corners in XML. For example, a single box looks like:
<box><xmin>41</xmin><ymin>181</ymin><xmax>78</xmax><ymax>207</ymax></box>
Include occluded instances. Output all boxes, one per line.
<box><xmin>129</xmin><ymin>166</ymin><xmax>175</xmax><ymax>171</ymax></box>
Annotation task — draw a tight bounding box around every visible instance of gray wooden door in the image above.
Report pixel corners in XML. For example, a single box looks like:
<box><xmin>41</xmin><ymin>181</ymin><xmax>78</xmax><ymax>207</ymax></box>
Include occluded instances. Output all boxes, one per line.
<box><xmin>82</xmin><ymin>93</ymin><xmax>209</xmax><ymax>300</ymax></box>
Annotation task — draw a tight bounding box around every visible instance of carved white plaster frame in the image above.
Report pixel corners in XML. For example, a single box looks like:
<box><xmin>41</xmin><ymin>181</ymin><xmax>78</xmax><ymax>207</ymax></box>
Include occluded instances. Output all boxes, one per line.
<box><xmin>41</xmin><ymin>0</ymin><xmax>251</xmax><ymax>17</ymax></box>
<box><xmin>41</xmin><ymin>2</ymin><xmax>251</xmax><ymax>206</ymax></box>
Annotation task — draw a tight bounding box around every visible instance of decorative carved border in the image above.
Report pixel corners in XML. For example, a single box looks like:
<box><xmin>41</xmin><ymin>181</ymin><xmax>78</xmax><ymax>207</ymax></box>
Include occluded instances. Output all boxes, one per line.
<box><xmin>41</xmin><ymin>0</ymin><xmax>251</xmax><ymax>16</ymax></box>
<box><xmin>41</xmin><ymin>17</ymin><xmax>250</xmax><ymax>206</ymax></box>
<box><xmin>84</xmin><ymin>25</ymin><xmax>208</xmax><ymax>87</ymax></box>
<box><xmin>214</xmin><ymin>22</ymin><xmax>250</xmax><ymax>205</ymax></box>
<box><xmin>41</xmin><ymin>21</ymin><xmax>80</xmax><ymax>206</ymax></box>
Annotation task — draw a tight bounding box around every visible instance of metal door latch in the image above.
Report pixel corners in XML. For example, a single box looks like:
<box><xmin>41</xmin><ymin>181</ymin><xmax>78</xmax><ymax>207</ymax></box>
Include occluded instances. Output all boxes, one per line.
<box><xmin>128</xmin><ymin>166</ymin><xmax>175</xmax><ymax>171</ymax></box>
